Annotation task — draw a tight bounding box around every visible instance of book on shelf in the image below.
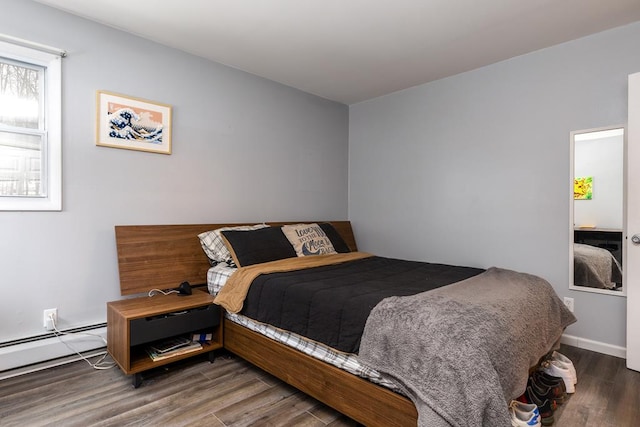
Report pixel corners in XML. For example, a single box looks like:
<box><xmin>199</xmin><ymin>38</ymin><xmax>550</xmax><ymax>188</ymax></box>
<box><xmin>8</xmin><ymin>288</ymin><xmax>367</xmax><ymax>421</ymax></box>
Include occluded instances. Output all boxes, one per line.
<box><xmin>146</xmin><ymin>341</ymin><xmax>202</xmax><ymax>361</ymax></box>
<box><xmin>148</xmin><ymin>336</ymin><xmax>192</xmax><ymax>354</ymax></box>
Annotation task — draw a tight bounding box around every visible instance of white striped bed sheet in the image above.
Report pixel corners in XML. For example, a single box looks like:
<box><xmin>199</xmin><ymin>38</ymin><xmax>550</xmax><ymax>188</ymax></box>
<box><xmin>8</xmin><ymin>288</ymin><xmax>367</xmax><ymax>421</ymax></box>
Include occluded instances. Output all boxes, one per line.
<box><xmin>207</xmin><ymin>264</ymin><xmax>401</xmax><ymax>392</ymax></box>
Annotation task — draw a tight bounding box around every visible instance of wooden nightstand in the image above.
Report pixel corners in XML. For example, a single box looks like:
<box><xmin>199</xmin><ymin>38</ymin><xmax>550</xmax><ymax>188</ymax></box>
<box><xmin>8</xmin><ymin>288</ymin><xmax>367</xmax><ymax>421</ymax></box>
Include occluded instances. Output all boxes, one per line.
<box><xmin>107</xmin><ymin>289</ymin><xmax>223</xmax><ymax>387</ymax></box>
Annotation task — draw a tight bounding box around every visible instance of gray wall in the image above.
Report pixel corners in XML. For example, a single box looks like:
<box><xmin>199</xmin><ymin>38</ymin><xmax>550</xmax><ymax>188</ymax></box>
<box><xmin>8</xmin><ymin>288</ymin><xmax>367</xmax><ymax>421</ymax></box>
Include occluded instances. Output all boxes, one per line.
<box><xmin>0</xmin><ymin>0</ymin><xmax>348</xmax><ymax>344</ymax></box>
<box><xmin>349</xmin><ymin>22</ymin><xmax>640</xmax><ymax>349</ymax></box>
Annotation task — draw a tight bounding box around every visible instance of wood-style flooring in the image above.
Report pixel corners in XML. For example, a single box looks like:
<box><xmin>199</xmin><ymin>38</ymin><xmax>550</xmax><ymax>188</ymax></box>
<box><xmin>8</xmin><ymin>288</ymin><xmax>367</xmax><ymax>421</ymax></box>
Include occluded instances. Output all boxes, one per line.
<box><xmin>0</xmin><ymin>344</ymin><xmax>638</xmax><ymax>426</ymax></box>
<box><xmin>550</xmin><ymin>344</ymin><xmax>640</xmax><ymax>427</ymax></box>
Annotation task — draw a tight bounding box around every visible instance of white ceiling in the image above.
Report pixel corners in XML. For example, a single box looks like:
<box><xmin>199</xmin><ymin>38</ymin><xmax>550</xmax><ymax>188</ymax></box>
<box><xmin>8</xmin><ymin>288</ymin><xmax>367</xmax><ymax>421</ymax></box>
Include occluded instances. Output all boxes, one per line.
<box><xmin>35</xmin><ymin>0</ymin><xmax>640</xmax><ymax>105</ymax></box>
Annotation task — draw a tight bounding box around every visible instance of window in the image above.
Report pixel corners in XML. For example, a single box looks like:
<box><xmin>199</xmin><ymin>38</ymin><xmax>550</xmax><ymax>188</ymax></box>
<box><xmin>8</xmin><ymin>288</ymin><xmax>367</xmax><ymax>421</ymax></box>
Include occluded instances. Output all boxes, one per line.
<box><xmin>0</xmin><ymin>39</ymin><xmax>61</xmax><ymax>211</ymax></box>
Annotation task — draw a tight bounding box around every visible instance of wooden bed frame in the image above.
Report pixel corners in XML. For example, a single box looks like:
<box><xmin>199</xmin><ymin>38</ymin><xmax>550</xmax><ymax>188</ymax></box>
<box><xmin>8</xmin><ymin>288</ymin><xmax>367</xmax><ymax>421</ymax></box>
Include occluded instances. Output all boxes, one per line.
<box><xmin>114</xmin><ymin>221</ymin><xmax>418</xmax><ymax>426</ymax></box>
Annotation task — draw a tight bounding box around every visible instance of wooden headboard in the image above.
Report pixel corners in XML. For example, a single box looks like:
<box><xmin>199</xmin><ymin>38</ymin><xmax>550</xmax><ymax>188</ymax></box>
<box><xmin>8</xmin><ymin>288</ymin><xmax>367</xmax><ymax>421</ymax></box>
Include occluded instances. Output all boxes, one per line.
<box><xmin>114</xmin><ymin>221</ymin><xmax>357</xmax><ymax>296</ymax></box>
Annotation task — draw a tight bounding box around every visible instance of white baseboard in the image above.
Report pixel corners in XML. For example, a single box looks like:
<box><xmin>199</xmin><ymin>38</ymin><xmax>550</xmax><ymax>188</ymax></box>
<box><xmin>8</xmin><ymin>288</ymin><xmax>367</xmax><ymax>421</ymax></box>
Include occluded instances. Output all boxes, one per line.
<box><xmin>0</xmin><ymin>327</ymin><xmax>107</xmax><ymax>375</ymax></box>
<box><xmin>561</xmin><ymin>333</ymin><xmax>626</xmax><ymax>359</ymax></box>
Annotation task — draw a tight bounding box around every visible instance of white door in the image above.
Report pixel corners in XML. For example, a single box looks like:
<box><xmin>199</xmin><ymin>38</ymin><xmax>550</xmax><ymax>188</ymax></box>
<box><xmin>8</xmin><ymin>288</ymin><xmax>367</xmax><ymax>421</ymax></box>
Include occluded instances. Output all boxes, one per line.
<box><xmin>627</xmin><ymin>72</ymin><xmax>640</xmax><ymax>371</ymax></box>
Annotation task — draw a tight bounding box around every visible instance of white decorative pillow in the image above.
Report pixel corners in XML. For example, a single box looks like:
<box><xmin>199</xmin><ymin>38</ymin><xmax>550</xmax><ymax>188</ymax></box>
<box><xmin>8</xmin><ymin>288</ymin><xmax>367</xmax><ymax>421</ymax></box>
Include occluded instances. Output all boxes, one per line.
<box><xmin>281</xmin><ymin>223</ymin><xmax>337</xmax><ymax>257</ymax></box>
<box><xmin>198</xmin><ymin>224</ymin><xmax>268</xmax><ymax>265</ymax></box>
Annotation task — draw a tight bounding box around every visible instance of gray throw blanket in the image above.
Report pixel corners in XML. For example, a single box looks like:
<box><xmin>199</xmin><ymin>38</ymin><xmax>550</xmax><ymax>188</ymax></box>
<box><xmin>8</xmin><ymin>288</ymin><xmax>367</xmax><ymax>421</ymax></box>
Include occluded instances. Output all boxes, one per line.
<box><xmin>359</xmin><ymin>267</ymin><xmax>577</xmax><ymax>427</ymax></box>
<box><xmin>573</xmin><ymin>243</ymin><xmax>622</xmax><ymax>289</ymax></box>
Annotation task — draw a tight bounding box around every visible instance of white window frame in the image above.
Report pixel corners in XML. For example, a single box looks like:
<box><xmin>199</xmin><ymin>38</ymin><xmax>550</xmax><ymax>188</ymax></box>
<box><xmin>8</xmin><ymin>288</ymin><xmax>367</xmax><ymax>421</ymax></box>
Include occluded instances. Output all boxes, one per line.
<box><xmin>0</xmin><ymin>40</ymin><xmax>62</xmax><ymax>211</ymax></box>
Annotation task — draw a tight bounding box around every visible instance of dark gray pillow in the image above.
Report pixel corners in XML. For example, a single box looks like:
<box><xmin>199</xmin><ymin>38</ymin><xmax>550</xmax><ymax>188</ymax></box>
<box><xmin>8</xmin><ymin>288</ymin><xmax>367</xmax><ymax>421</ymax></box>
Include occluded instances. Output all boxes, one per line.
<box><xmin>319</xmin><ymin>223</ymin><xmax>351</xmax><ymax>253</ymax></box>
<box><xmin>221</xmin><ymin>227</ymin><xmax>297</xmax><ymax>267</ymax></box>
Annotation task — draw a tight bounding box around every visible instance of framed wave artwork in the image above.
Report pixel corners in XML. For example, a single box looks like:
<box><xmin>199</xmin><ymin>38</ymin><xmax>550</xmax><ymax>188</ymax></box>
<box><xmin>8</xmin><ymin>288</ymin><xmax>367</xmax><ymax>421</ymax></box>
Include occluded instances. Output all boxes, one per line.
<box><xmin>96</xmin><ymin>91</ymin><xmax>172</xmax><ymax>154</ymax></box>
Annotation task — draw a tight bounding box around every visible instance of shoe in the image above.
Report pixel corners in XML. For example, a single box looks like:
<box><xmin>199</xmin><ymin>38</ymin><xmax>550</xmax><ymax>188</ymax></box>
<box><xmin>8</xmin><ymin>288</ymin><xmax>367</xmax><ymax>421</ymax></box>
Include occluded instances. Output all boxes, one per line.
<box><xmin>540</xmin><ymin>360</ymin><xmax>575</xmax><ymax>394</ymax></box>
<box><xmin>511</xmin><ymin>400</ymin><xmax>540</xmax><ymax>417</ymax></box>
<box><xmin>517</xmin><ymin>386</ymin><xmax>554</xmax><ymax>426</ymax></box>
<box><xmin>532</xmin><ymin>371</ymin><xmax>565</xmax><ymax>390</ymax></box>
<box><xmin>533</xmin><ymin>371</ymin><xmax>566</xmax><ymax>390</ymax></box>
<box><xmin>528</xmin><ymin>376</ymin><xmax>564</xmax><ymax>406</ymax></box>
<box><xmin>530</xmin><ymin>373</ymin><xmax>566</xmax><ymax>404</ymax></box>
<box><xmin>510</xmin><ymin>400</ymin><xmax>541</xmax><ymax>427</ymax></box>
<box><xmin>550</xmin><ymin>351</ymin><xmax>577</xmax><ymax>385</ymax></box>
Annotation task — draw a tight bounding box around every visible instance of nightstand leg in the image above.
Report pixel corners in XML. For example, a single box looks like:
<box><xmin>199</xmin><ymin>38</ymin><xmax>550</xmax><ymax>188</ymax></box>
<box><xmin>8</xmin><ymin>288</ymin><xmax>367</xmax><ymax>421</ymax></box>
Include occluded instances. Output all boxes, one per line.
<box><xmin>132</xmin><ymin>373</ymin><xmax>143</xmax><ymax>388</ymax></box>
<box><xmin>208</xmin><ymin>350</ymin><xmax>216</xmax><ymax>363</ymax></box>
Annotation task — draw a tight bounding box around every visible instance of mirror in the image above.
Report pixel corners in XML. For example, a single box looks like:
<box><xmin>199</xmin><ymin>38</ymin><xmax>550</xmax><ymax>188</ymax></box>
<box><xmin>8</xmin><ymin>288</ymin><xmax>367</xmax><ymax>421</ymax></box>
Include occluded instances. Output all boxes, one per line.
<box><xmin>570</xmin><ymin>126</ymin><xmax>625</xmax><ymax>294</ymax></box>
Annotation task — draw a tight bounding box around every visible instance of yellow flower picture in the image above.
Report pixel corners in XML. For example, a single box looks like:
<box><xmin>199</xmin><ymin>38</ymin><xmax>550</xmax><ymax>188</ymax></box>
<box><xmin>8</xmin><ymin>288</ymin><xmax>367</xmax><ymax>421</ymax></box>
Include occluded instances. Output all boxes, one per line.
<box><xmin>574</xmin><ymin>176</ymin><xmax>593</xmax><ymax>200</ymax></box>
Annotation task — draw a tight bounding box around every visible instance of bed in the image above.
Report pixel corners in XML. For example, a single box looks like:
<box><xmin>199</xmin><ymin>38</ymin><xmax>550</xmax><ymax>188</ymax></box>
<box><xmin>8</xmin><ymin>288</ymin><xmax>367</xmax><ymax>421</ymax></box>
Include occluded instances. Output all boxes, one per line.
<box><xmin>573</xmin><ymin>242</ymin><xmax>623</xmax><ymax>289</ymax></box>
<box><xmin>115</xmin><ymin>221</ymin><xmax>575</xmax><ymax>427</ymax></box>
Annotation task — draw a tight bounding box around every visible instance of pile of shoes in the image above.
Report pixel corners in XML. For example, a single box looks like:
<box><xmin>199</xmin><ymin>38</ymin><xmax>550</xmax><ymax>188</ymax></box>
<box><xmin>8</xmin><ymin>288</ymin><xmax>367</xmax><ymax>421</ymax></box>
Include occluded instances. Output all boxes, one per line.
<box><xmin>510</xmin><ymin>351</ymin><xmax>577</xmax><ymax>426</ymax></box>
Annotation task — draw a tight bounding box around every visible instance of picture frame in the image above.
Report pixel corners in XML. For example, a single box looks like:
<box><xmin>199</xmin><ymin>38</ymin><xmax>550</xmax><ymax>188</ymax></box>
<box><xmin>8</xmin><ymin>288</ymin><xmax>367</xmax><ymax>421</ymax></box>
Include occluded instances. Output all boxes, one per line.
<box><xmin>574</xmin><ymin>176</ymin><xmax>593</xmax><ymax>200</ymax></box>
<box><xmin>96</xmin><ymin>91</ymin><xmax>172</xmax><ymax>154</ymax></box>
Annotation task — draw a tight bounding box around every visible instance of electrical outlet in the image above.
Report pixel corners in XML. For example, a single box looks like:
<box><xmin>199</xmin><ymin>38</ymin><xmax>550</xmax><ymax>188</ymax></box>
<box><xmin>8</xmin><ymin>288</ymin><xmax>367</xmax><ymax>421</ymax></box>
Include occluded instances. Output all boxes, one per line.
<box><xmin>43</xmin><ymin>308</ymin><xmax>57</xmax><ymax>331</ymax></box>
<box><xmin>563</xmin><ymin>297</ymin><xmax>574</xmax><ymax>313</ymax></box>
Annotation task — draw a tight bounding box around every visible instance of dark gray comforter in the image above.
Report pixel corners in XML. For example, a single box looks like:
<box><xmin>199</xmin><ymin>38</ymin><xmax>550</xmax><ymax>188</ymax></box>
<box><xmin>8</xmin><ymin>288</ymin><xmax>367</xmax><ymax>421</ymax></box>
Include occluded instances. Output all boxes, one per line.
<box><xmin>240</xmin><ymin>256</ymin><xmax>483</xmax><ymax>353</ymax></box>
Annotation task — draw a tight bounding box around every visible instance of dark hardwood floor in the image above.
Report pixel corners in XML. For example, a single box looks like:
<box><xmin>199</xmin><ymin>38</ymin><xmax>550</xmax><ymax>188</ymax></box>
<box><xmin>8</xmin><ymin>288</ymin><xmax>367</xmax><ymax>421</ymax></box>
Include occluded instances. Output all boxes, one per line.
<box><xmin>550</xmin><ymin>344</ymin><xmax>640</xmax><ymax>427</ymax></box>
<box><xmin>0</xmin><ymin>344</ymin><xmax>638</xmax><ymax>426</ymax></box>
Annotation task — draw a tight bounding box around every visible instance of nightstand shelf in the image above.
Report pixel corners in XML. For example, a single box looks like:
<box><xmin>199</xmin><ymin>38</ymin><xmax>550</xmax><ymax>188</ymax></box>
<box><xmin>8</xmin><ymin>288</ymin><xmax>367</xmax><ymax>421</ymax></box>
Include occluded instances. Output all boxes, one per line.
<box><xmin>107</xmin><ymin>289</ymin><xmax>223</xmax><ymax>387</ymax></box>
